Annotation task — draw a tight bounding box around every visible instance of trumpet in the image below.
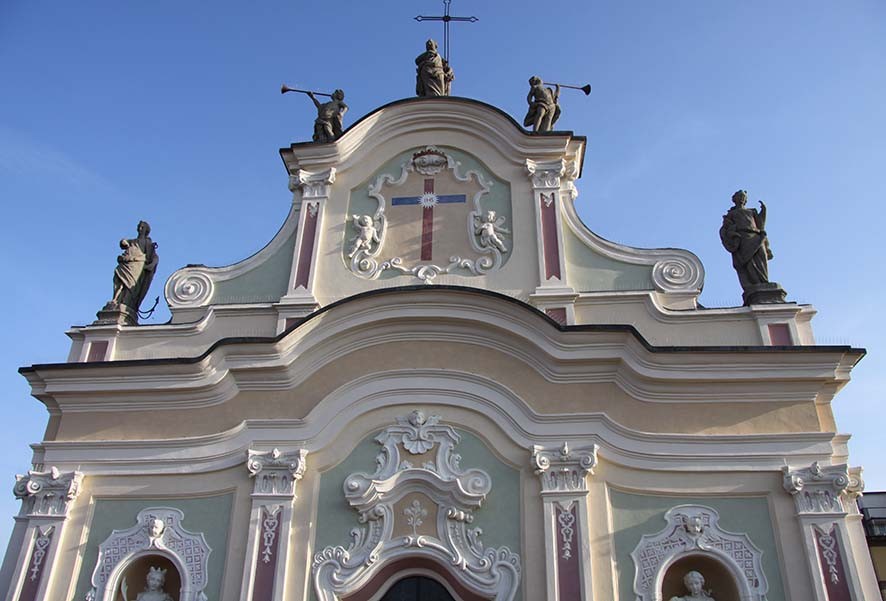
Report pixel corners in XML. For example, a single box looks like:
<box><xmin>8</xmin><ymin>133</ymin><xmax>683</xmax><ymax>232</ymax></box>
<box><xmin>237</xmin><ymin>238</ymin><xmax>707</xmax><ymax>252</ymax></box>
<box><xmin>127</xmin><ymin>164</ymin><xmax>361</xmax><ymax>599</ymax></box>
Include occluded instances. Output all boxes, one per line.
<box><xmin>280</xmin><ymin>84</ymin><xmax>333</xmax><ymax>98</ymax></box>
<box><xmin>547</xmin><ymin>82</ymin><xmax>592</xmax><ymax>96</ymax></box>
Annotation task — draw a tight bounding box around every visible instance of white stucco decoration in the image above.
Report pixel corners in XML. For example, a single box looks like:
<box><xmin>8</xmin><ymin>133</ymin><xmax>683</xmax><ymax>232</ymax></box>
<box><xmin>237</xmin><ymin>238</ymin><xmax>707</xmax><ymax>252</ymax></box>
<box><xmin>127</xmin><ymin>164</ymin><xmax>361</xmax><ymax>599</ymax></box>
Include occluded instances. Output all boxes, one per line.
<box><xmin>630</xmin><ymin>504</ymin><xmax>768</xmax><ymax>601</ymax></box>
<box><xmin>86</xmin><ymin>507</ymin><xmax>211</xmax><ymax>601</ymax></box>
<box><xmin>312</xmin><ymin>410</ymin><xmax>521</xmax><ymax>601</ymax></box>
<box><xmin>782</xmin><ymin>461</ymin><xmax>864</xmax><ymax>515</ymax></box>
<box><xmin>348</xmin><ymin>146</ymin><xmax>507</xmax><ymax>282</ymax></box>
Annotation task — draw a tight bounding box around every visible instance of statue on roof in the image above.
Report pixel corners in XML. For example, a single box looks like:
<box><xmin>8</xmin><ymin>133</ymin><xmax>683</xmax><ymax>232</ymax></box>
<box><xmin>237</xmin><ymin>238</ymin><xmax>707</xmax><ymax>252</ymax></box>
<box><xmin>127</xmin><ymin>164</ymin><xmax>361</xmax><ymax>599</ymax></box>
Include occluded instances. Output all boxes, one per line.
<box><xmin>97</xmin><ymin>220</ymin><xmax>159</xmax><ymax>325</ymax></box>
<box><xmin>308</xmin><ymin>89</ymin><xmax>348</xmax><ymax>143</ymax></box>
<box><xmin>719</xmin><ymin>190</ymin><xmax>786</xmax><ymax>305</ymax></box>
<box><xmin>523</xmin><ymin>76</ymin><xmax>561</xmax><ymax>133</ymax></box>
<box><xmin>281</xmin><ymin>84</ymin><xmax>348</xmax><ymax>143</ymax></box>
<box><xmin>415</xmin><ymin>39</ymin><xmax>451</xmax><ymax>97</ymax></box>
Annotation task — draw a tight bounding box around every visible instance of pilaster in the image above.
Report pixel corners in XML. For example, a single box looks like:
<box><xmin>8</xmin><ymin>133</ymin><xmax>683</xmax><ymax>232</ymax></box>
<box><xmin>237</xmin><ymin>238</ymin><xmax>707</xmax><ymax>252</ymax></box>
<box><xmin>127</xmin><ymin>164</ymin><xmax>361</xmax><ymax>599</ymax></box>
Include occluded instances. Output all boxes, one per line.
<box><xmin>782</xmin><ymin>462</ymin><xmax>878</xmax><ymax>601</ymax></box>
<box><xmin>279</xmin><ymin>167</ymin><xmax>335</xmax><ymax>316</ymax></box>
<box><xmin>3</xmin><ymin>467</ymin><xmax>83</xmax><ymax>601</ymax></box>
<box><xmin>531</xmin><ymin>443</ymin><xmax>598</xmax><ymax>601</ymax></box>
<box><xmin>240</xmin><ymin>448</ymin><xmax>308</xmax><ymax>601</ymax></box>
<box><xmin>526</xmin><ymin>159</ymin><xmax>577</xmax><ymax>323</ymax></box>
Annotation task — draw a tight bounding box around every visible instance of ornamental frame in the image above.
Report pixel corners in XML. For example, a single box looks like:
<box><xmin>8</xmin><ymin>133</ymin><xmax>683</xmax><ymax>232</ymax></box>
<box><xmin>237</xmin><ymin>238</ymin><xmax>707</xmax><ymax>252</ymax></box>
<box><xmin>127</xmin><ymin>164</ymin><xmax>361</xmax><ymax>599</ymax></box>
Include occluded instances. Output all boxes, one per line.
<box><xmin>629</xmin><ymin>504</ymin><xmax>768</xmax><ymax>601</ymax></box>
<box><xmin>85</xmin><ymin>507</ymin><xmax>212</xmax><ymax>601</ymax></box>
<box><xmin>347</xmin><ymin>146</ymin><xmax>507</xmax><ymax>282</ymax></box>
<box><xmin>311</xmin><ymin>411</ymin><xmax>521</xmax><ymax>601</ymax></box>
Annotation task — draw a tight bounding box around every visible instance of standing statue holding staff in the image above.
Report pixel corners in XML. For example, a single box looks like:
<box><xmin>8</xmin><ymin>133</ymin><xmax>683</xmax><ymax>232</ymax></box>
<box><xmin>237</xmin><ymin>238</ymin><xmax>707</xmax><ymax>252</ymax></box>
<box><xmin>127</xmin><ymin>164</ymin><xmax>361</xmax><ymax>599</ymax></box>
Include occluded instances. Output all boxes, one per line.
<box><xmin>281</xmin><ymin>84</ymin><xmax>348</xmax><ymax>143</ymax></box>
<box><xmin>415</xmin><ymin>39</ymin><xmax>449</xmax><ymax>97</ymax></box>
<box><xmin>719</xmin><ymin>189</ymin><xmax>786</xmax><ymax>305</ymax></box>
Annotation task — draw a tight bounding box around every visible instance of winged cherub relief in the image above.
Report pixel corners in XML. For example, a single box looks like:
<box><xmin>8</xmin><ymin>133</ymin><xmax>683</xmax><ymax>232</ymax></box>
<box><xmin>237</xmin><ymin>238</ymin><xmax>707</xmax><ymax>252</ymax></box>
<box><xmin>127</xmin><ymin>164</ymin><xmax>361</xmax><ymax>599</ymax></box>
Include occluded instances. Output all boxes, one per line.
<box><xmin>474</xmin><ymin>210</ymin><xmax>509</xmax><ymax>253</ymax></box>
<box><xmin>348</xmin><ymin>214</ymin><xmax>381</xmax><ymax>259</ymax></box>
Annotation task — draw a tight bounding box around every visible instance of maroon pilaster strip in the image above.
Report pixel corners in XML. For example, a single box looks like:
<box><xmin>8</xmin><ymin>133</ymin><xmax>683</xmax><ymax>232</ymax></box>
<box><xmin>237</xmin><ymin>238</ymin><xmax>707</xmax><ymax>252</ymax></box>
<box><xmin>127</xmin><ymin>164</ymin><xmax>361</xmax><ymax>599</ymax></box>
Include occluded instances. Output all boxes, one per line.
<box><xmin>555</xmin><ymin>504</ymin><xmax>581</xmax><ymax>601</ymax></box>
<box><xmin>815</xmin><ymin>525</ymin><xmax>852</xmax><ymax>601</ymax></box>
<box><xmin>252</xmin><ymin>506</ymin><xmax>283</xmax><ymax>601</ymax></box>
<box><xmin>294</xmin><ymin>204</ymin><xmax>319</xmax><ymax>289</ymax></box>
<box><xmin>546</xmin><ymin>308</ymin><xmax>567</xmax><ymax>326</ymax></box>
<box><xmin>421</xmin><ymin>178</ymin><xmax>435</xmax><ymax>261</ymax></box>
<box><xmin>540</xmin><ymin>193</ymin><xmax>561</xmax><ymax>280</ymax></box>
<box><xmin>17</xmin><ymin>527</ymin><xmax>54</xmax><ymax>601</ymax></box>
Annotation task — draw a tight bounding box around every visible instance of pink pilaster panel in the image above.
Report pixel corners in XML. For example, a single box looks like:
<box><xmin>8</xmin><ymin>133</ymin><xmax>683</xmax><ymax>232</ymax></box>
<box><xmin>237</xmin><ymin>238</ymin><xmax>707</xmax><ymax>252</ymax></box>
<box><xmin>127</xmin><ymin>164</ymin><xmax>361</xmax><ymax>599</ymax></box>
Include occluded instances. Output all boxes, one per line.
<box><xmin>294</xmin><ymin>206</ymin><xmax>319</xmax><ymax>289</ymax></box>
<box><xmin>556</xmin><ymin>504</ymin><xmax>582</xmax><ymax>601</ymax></box>
<box><xmin>540</xmin><ymin>193</ymin><xmax>561</xmax><ymax>280</ymax></box>
<box><xmin>815</xmin><ymin>525</ymin><xmax>852</xmax><ymax>601</ymax></box>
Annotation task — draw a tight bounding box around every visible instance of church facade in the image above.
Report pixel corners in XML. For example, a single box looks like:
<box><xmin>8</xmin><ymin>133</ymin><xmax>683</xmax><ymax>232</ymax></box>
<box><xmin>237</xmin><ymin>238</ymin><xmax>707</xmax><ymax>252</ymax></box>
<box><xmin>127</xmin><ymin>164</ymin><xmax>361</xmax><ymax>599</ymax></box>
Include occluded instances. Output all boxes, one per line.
<box><xmin>1</xmin><ymin>97</ymin><xmax>880</xmax><ymax>601</ymax></box>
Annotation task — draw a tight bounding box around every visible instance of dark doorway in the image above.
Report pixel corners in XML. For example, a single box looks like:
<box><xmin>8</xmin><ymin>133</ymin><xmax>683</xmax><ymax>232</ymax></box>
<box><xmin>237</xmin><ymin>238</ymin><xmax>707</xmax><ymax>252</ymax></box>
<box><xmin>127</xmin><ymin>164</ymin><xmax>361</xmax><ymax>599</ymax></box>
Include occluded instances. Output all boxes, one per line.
<box><xmin>379</xmin><ymin>575</ymin><xmax>457</xmax><ymax>601</ymax></box>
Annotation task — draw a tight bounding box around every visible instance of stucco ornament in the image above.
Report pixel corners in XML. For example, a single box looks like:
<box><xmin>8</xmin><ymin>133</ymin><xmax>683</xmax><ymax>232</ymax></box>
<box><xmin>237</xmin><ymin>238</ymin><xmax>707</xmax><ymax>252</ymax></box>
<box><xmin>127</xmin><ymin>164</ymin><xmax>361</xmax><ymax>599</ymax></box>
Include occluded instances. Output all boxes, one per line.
<box><xmin>86</xmin><ymin>507</ymin><xmax>211</xmax><ymax>601</ymax></box>
<box><xmin>312</xmin><ymin>410</ymin><xmax>521</xmax><ymax>601</ymax></box>
<box><xmin>630</xmin><ymin>504</ymin><xmax>768</xmax><ymax>601</ymax></box>
<box><xmin>13</xmin><ymin>466</ymin><xmax>83</xmax><ymax>517</ymax></box>
<box><xmin>346</xmin><ymin>146</ymin><xmax>510</xmax><ymax>282</ymax></box>
<box><xmin>782</xmin><ymin>461</ymin><xmax>863</xmax><ymax>514</ymax></box>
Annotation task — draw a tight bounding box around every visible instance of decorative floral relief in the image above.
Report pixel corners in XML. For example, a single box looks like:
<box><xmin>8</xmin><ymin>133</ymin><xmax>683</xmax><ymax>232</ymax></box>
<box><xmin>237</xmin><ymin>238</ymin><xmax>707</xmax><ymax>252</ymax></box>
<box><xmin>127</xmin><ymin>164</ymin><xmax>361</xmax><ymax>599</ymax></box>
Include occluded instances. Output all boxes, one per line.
<box><xmin>261</xmin><ymin>506</ymin><xmax>281</xmax><ymax>564</ymax></box>
<box><xmin>557</xmin><ymin>505</ymin><xmax>575</xmax><ymax>560</ymax></box>
<box><xmin>815</xmin><ymin>525</ymin><xmax>841</xmax><ymax>584</ymax></box>
<box><xmin>404</xmin><ymin>500</ymin><xmax>428</xmax><ymax>536</ymax></box>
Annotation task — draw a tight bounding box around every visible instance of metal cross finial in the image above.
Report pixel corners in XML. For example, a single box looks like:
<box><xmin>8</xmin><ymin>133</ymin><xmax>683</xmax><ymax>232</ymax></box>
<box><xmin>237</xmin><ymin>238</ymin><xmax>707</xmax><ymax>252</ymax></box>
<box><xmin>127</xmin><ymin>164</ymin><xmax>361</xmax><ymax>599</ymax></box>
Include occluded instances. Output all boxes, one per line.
<box><xmin>415</xmin><ymin>0</ymin><xmax>478</xmax><ymax>62</ymax></box>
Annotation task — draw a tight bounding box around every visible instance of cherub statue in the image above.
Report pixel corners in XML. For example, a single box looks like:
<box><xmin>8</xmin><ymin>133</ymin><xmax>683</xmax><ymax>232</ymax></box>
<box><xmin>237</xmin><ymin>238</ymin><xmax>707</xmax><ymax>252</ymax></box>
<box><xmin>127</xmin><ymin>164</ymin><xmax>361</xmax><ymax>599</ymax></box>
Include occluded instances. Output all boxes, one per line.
<box><xmin>122</xmin><ymin>566</ymin><xmax>174</xmax><ymax>601</ymax></box>
<box><xmin>348</xmin><ymin>214</ymin><xmax>381</xmax><ymax>258</ymax></box>
<box><xmin>474</xmin><ymin>210</ymin><xmax>509</xmax><ymax>253</ymax></box>
<box><xmin>669</xmin><ymin>570</ymin><xmax>715</xmax><ymax>601</ymax></box>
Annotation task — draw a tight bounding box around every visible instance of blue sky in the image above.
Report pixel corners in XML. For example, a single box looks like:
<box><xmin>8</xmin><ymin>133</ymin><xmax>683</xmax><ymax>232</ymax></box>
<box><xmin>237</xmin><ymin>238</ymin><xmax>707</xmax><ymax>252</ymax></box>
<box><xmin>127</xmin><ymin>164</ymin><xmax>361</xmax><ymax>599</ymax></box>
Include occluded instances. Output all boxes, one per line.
<box><xmin>1</xmin><ymin>1</ymin><xmax>884</xmax><ymax>548</ymax></box>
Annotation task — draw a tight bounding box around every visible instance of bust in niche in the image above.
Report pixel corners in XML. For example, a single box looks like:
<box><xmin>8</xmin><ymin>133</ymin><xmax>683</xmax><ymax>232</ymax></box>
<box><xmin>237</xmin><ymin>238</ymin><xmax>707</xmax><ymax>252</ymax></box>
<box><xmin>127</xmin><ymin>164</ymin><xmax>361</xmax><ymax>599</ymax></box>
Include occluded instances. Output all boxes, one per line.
<box><xmin>669</xmin><ymin>570</ymin><xmax>715</xmax><ymax>601</ymax></box>
<box><xmin>127</xmin><ymin>566</ymin><xmax>175</xmax><ymax>601</ymax></box>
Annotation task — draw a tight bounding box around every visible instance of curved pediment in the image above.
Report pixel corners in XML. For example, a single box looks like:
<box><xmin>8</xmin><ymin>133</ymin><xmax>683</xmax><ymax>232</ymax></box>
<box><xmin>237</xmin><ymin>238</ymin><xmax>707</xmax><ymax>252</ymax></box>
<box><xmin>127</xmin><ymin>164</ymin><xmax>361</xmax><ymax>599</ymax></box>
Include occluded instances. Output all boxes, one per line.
<box><xmin>164</xmin><ymin>96</ymin><xmax>706</xmax><ymax>327</ymax></box>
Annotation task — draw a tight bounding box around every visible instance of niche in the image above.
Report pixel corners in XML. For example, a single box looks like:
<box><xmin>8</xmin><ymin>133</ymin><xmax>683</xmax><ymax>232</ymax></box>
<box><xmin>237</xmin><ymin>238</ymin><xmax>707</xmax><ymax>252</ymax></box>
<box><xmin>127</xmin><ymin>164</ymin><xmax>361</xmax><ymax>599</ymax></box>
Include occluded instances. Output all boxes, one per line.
<box><xmin>660</xmin><ymin>555</ymin><xmax>740</xmax><ymax>601</ymax></box>
<box><xmin>115</xmin><ymin>554</ymin><xmax>181</xmax><ymax>601</ymax></box>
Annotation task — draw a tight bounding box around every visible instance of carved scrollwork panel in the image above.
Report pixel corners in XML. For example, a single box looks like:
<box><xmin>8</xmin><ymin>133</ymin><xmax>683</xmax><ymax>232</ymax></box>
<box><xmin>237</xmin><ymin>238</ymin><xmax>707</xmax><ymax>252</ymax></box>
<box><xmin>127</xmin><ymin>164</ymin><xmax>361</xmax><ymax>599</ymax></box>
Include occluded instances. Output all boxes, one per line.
<box><xmin>312</xmin><ymin>411</ymin><xmax>521</xmax><ymax>601</ymax></box>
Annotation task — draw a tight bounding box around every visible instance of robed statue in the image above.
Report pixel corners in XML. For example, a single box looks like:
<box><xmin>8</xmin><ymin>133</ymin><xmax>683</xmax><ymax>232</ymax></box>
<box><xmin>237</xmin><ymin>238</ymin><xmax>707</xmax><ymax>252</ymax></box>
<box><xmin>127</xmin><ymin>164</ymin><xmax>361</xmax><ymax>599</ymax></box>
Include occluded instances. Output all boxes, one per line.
<box><xmin>121</xmin><ymin>566</ymin><xmax>175</xmax><ymax>601</ymax></box>
<box><xmin>415</xmin><ymin>39</ymin><xmax>452</xmax><ymax>97</ymax></box>
<box><xmin>97</xmin><ymin>220</ymin><xmax>159</xmax><ymax>325</ymax></box>
<box><xmin>719</xmin><ymin>190</ymin><xmax>785</xmax><ymax>305</ymax></box>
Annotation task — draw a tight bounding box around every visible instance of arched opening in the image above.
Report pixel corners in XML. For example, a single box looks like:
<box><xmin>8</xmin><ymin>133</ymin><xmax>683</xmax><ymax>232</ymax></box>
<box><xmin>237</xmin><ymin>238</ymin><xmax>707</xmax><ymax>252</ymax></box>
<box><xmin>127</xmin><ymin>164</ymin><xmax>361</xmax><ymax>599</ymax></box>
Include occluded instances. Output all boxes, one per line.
<box><xmin>342</xmin><ymin>557</ymin><xmax>493</xmax><ymax>601</ymax></box>
<box><xmin>380</xmin><ymin>576</ymin><xmax>457</xmax><ymax>601</ymax></box>
<box><xmin>661</xmin><ymin>554</ymin><xmax>741</xmax><ymax>601</ymax></box>
<box><xmin>113</xmin><ymin>554</ymin><xmax>182</xmax><ymax>601</ymax></box>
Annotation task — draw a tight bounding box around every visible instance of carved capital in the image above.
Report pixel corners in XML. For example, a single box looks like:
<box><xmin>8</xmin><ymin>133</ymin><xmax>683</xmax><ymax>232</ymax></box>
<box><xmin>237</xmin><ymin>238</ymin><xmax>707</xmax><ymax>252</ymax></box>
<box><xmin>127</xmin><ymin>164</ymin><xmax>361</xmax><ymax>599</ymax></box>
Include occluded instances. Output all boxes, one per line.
<box><xmin>13</xmin><ymin>466</ymin><xmax>83</xmax><ymax>517</ymax></box>
<box><xmin>782</xmin><ymin>462</ymin><xmax>863</xmax><ymax>514</ymax></box>
<box><xmin>525</xmin><ymin>159</ymin><xmax>566</xmax><ymax>189</ymax></box>
<box><xmin>289</xmin><ymin>167</ymin><xmax>336</xmax><ymax>198</ymax></box>
<box><xmin>531</xmin><ymin>442</ymin><xmax>598</xmax><ymax>494</ymax></box>
<box><xmin>247</xmin><ymin>448</ymin><xmax>308</xmax><ymax>497</ymax></box>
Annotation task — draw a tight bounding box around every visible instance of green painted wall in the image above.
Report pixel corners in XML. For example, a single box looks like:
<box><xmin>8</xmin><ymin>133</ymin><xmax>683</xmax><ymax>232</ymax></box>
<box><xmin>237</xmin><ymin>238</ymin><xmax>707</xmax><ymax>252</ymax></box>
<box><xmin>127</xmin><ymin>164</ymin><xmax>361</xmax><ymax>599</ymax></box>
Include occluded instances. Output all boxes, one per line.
<box><xmin>562</xmin><ymin>220</ymin><xmax>655</xmax><ymax>292</ymax></box>
<box><xmin>345</xmin><ymin>146</ymin><xmax>512</xmax><ymax>279</ymax></box>
<box><xmin>312</xmin><ymin>428</ymin><xmax>522</xmax><ymax>600</ymax></box>
<box><xmin>210</xmin><ymin>225</ymin><xmax>297</xmax><ymax>304</ymax></box>
<box><xmin>73</xmin><ymin>493</ymin><xmax>234</xmax><ymax>600</ymax></box>
<box><xmin>608</xmin><ymin>489</ymin><xmax>786</xmax><ymax>601</ymax></box>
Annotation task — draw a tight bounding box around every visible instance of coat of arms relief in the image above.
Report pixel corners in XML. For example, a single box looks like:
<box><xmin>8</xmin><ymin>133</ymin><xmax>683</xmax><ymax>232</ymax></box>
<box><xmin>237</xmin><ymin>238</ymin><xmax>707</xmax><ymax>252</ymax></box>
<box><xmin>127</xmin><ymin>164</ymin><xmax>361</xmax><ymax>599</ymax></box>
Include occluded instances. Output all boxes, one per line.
<box><xmin>345</xmin><ymin>146</ymin><xmax>511</xmax><ymax>282</ymax></box>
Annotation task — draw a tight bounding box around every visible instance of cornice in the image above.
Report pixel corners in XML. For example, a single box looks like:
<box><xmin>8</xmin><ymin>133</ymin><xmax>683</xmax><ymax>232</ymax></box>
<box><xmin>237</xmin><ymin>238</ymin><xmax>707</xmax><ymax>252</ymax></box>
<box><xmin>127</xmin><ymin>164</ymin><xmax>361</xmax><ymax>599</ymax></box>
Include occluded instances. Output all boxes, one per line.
<box><xmin>21</xmin><ymin>288</ymin><xmax>864</xmax><ymax>412</ymax></box>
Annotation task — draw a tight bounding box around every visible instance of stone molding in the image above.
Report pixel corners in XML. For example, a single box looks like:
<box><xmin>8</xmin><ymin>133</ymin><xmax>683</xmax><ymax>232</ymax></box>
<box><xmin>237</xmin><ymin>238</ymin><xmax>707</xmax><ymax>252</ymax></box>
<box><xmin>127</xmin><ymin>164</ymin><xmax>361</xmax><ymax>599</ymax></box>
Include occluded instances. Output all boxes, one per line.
<box><xmin>530</xmin><ymin>442</ymin><xmax>598</xmax><ymax>495</ymax></box>
<box><xmin>247</xmin><ymin>448</ymin><xmax>308</xmax><ymax>498</ymax></box>
<box><xmin>288</xmin><ymin>167</ymin><xmax>336</xmax><ymax>198</ymax></box>
<box><xmin>782</xmin><ymin>461</ymin><xmax>864</xmax><ymax>515</ymax></box>
<box><xmin>86</xmin><ymin>507</ymin><xmax>211</xmax><ymax>601</ymax></box>
<box><xmin>13</xmin><ymin>467</ymin><xmax>83</xmax><ymax>518</ymax></box>
<box><xmin>312</xmin><ymin>411</ymin><xmax>520</xmax><ymax>601</ymax></box>
<box><xmin>630</xmin><ymin>504</ymin><xmax>768</xmax><ymax>601</ymax></box>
